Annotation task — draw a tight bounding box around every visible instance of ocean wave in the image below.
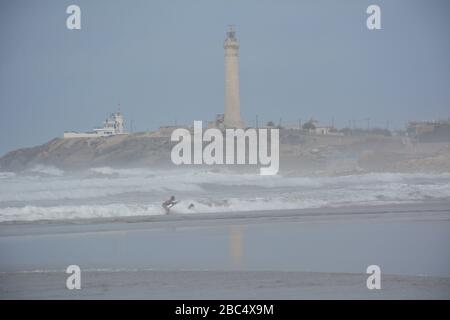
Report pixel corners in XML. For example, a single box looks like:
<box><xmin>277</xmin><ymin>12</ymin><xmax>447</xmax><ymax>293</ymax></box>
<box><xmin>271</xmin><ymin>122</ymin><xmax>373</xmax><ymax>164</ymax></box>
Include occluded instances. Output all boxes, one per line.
<box><xmin>88</xmin><ymin>167</ymin><xmax>157</xmax><ymax>177</ymax></box>
<box><xmin>2</xmin><ymin>169</ymin><xmax>450</xmax><ymax>203</ymax></box>
<box><xmin>0</xmin><ymin>203</ymin><xmax>161</xmax><ymax>222</ymax></box>
<box><xmin>0</xmin><ymin>169</ymin><xmax>204</xmax><ymax>202</ymax></box>
<box><xmin>1</xmin><ymin>182</ymin><xmax>449</xmax><ymax>223</ymax></box>
<box><xmin>0</xmin><ymin>200</ymin><xmax>309</xmax><ymax>222</ymax></box>
<box><xmin>26</xmin><ymin>165</ymin><xmax>64</xmax><ymax>176</ymax></box>
<box><xmin>0</xmin><ymin>172</ymin><xmax>15</xmax><ymax>179</ymax></box>
<box><xmin>1</xmin><ymin>168</ymin><xmax>450</xmax><ymax>222</ymax></box>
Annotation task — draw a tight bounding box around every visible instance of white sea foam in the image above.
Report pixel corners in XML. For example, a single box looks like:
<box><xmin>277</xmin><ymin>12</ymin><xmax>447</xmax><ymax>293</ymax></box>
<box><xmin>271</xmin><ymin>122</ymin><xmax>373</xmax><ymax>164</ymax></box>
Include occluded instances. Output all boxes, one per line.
<box><xmin>27</xmin><ymin>165</ymin><xmax>64</xmax><ymax>176</ymax></box>
<box><xmin>0</xmin><ymin>204</ymin><xmax>161</xmax><ymax>222</ymax></box>
<box><xmin>0</xmin><ymin>184</ymin><xmax>449</xmax><ymax>222</ymax></box>
<box><xmin>0</xmin><ymin>200</ymin><xmax>316</xmax><ymax>222</ymax></box>
<box><xmin>0</xmin><ymin>172</ymin><xmax>15</xmax><ymax>179</ymax></box>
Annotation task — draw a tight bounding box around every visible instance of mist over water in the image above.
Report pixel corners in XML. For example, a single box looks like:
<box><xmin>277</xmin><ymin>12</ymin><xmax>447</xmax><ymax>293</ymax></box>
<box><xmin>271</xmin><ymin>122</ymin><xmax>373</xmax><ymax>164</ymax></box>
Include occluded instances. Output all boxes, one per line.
<box><xmin>1</xmin><ymin>166</ymin><xmax>450</xmax><ymax>222</ymax></box>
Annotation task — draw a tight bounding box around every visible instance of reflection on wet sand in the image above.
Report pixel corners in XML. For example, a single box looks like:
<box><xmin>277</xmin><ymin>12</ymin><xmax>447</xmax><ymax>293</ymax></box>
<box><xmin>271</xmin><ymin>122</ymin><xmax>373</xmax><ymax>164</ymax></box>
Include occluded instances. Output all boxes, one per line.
<box><xmin>229</xmin><ymin>225</ymin><xmax>244</xmax><ymax>268</ymax></box>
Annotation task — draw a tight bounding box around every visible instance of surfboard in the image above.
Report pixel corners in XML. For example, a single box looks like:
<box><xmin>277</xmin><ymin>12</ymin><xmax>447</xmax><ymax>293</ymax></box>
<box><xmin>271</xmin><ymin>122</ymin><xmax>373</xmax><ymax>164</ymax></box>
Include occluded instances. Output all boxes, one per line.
<box><xmin>166</xmin><ymin>200</ymin><xmax>179</xmax><ymax>208</ymax></box>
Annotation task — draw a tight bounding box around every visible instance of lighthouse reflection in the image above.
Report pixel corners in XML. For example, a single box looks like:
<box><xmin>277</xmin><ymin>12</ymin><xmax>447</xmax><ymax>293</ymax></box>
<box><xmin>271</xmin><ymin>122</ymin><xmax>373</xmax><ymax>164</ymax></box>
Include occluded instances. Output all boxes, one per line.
<box><xmin>229</xmin><ymin>225</ymin><xmax>244</xmax><ymax>268</ymax></box>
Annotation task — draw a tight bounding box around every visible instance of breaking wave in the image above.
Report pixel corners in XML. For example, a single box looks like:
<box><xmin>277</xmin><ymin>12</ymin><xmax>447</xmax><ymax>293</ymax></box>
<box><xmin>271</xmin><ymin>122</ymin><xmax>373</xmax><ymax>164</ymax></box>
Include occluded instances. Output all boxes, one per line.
<box><xmin>0</xmin><ymin>172</ymin><xmax>15</xmax><ymax>179</ymax></box>
<box><xmin>27</xmin><ymin>165</ymin><xmax>64</xmax><ymax>176</ymax></box>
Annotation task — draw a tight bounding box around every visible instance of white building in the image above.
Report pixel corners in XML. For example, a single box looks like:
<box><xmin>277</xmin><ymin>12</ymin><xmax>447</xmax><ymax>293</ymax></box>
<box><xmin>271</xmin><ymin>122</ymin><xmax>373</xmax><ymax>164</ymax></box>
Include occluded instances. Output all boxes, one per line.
<box><xmin>64</xmin><ymin>112</ymin><xmax>126</xmax><ymax>139</ymax></box>
<box><xmin>314</xmin><ymin>126</ymin><xmax>332</xmax><ymax>135</ymax></box>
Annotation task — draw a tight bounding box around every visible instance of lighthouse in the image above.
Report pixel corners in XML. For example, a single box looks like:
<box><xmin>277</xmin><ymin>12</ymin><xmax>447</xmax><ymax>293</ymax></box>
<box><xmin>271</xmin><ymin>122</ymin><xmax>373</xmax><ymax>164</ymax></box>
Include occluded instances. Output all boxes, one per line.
<box><xmin>223</xmin><ymin>26</ymin><xmax>245</xmax><ymax>129</ymax></box>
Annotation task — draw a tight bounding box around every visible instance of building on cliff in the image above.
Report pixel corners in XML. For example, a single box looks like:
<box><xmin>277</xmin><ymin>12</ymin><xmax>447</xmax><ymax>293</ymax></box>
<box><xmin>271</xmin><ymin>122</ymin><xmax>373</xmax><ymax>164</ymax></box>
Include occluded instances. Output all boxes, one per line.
<box><xmin>63</xmin><ymin>111</ymin><xmax>127</xmax><ymax>139</ymax></box>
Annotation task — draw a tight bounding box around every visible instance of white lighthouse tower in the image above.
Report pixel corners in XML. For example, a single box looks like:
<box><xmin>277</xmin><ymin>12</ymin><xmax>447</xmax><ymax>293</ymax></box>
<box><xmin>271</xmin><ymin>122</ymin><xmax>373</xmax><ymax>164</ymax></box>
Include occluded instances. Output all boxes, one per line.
<box><xmin>223</xmin><ymin>26</ymin><xmax>245</xmax><ymax>129</ymax></box>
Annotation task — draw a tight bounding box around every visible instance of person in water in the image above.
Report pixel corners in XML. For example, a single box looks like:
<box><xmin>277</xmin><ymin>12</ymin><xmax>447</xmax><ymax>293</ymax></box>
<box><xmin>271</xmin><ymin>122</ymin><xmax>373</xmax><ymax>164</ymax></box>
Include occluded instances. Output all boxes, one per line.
<box><xmin>162</xmin><ymin>195</ymin><xmax>177</xmax><ymax>214</ymax></box>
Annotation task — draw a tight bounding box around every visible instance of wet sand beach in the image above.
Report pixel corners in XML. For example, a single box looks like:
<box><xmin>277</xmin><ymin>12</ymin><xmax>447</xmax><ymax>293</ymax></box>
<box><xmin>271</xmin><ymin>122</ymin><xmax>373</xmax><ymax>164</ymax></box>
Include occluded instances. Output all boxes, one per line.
<box><xmin>1</xmin><ymin>201</ymin><xmax>449</xmax><ymax>299</ymax></box>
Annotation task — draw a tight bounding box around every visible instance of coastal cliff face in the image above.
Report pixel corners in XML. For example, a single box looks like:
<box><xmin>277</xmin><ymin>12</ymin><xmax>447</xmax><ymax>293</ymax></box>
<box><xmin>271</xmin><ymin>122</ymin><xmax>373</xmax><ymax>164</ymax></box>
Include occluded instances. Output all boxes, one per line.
<box><xmin>0</xmin><ymin>133</ymin><xmax>174</xmax><ymax>172</ymax></box>
<box><xmin>1</xmin><ymin>131</ymin><xmax>449</xmax><ymax>174</ymax></box>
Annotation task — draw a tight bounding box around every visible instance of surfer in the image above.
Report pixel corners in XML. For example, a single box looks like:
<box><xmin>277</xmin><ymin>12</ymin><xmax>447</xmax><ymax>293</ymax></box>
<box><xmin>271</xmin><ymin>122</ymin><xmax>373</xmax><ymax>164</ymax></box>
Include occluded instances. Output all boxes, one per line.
<box><xmin>162</xmin><ymin>195</ymin><xmax>178</xmax><ymax>214</ymax></box>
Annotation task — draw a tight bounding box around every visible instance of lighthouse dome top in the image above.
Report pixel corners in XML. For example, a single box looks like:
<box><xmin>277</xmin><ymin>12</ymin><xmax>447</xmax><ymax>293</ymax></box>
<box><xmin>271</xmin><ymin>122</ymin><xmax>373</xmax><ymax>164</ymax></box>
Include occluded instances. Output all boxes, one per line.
<box><xmin>226</xmin><ymin>25</ymin><xmax>236</xmax><ymax>39</ymax></box>
<box><xmin>224</xmin><ymin>25</ymin><xmax>239</xmax><ymax>49</ymax></box>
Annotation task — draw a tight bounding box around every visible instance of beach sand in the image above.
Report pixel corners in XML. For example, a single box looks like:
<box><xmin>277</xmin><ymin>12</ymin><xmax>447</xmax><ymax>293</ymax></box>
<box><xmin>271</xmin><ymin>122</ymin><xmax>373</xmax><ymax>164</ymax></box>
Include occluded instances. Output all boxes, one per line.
<box><xmin>1</xmin><ymin>201</ymin><xmax>450</xmax><ymax>299</ymax></box>
<box><xmin>2</xmin><ymin>270</ymin><xmax>450</xmax><ymax>299</ymax></box>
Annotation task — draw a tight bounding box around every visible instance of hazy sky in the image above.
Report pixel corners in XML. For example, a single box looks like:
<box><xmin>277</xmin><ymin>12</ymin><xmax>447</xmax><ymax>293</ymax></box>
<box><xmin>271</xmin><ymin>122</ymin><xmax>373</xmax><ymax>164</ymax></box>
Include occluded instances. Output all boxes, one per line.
<box><xmin>0</xmin><ymin>0</ymin><xmax>449</xmax><ymax>155</ymax></box>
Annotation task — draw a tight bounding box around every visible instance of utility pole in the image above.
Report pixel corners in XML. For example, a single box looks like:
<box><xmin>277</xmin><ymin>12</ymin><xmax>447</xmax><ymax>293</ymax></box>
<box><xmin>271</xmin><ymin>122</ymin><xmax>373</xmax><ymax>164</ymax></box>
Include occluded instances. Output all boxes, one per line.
<box><xmin>365</xmin><ymin>118</ymin><xmax>370</xmax><ymax>130</ymax></box>
<box><xmin>256</xmin><ymin>114</ymin><xmax>259</xmax><ymax>129</ymax></box>
<box><xmin>364</xmin><ymin>118</ymin><xmax>371</xmax><ymax>136</ymax></box>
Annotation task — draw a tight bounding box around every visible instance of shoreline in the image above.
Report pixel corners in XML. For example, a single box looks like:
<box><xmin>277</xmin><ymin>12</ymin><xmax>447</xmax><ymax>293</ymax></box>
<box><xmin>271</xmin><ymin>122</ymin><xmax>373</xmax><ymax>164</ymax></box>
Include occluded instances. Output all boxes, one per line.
<box><xmin>1</xmin><ymin>199</ymin><xmax>449</xmax><ymax>236</ymax></box>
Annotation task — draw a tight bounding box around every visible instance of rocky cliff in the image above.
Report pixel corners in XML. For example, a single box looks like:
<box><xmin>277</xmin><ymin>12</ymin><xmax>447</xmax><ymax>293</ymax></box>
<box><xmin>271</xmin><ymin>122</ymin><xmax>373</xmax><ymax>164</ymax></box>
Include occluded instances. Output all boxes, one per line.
<box><xmin>1</xmin><ymin>131</ymin><xmax>449</xmax><ymax>174</ymax></box>
<box><xmin>0</xmin><ymin>133</ymin><xmax>174</xmax><ymax>172</ymax></box>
